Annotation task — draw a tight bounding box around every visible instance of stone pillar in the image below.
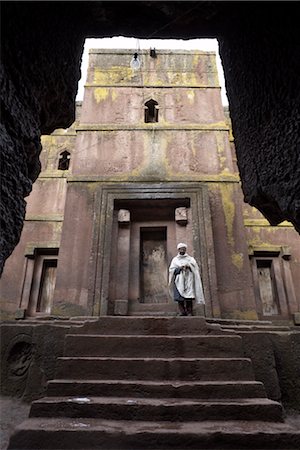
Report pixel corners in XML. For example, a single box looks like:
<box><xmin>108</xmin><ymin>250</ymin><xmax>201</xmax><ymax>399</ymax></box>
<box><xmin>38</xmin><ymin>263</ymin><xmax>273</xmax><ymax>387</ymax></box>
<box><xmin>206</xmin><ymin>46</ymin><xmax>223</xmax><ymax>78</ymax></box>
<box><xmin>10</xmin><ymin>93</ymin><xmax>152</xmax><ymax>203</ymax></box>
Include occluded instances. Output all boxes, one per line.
<box><xmin>175</xmin><ymin>207</ymin><xmax>189</xmax><ymax>247</ymax></box>
<box><xmin>114</xmin><ymin>209</ymin><xmax>131</xmax><ymax>315</ymax></box>
<box><xmin>272</xmin><ymin>258</ymin><xmax>289</xmax><ymax>318</ymax></box>
<box><xmin>26</xmin><ymin>256</ymin><xmax>43</xmax><ymax>317</ymax></box>
<box><xmin>281</xmin><ymin>250</ymin><xmax>298</xmax><ymax>317</ymax></box>
<box><xmin>18</xmin><ymin>257</ymin><xmax>35</xmax><ymax>318</ymax></box>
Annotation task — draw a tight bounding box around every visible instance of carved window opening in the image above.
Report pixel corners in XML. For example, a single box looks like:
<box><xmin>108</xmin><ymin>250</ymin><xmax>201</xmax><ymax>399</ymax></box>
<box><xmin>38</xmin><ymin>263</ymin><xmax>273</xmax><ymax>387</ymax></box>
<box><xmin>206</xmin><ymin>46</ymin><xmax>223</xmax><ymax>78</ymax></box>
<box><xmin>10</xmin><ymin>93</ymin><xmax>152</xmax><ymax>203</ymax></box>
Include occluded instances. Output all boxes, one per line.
<box><xmin>21</xmin><ymin>248</ymin><xmax>59</xmax><ymax>317</ymax></box>
<box><xmin>144</xmin><ymin>99</ymin><xmax>159</xmax><ymax>123</ymax></box>
<box><xmin>249</xmin><ymin>248</ymin><xmax>292</xmax><ymax>319</ymax></box>
<box><xmin>255</xmin><ymin>259</ymin><xmax>279</xmax><ymax>316</ymax></box>
<box><xmin>58</xmin><ymin>150</ymin><xmax>71</xmax><ymax>170</ymax></box>
<box><xmin>36</xmin><ymin>258</ymin><xmax>58</xmax><ymax>313</ymax></box>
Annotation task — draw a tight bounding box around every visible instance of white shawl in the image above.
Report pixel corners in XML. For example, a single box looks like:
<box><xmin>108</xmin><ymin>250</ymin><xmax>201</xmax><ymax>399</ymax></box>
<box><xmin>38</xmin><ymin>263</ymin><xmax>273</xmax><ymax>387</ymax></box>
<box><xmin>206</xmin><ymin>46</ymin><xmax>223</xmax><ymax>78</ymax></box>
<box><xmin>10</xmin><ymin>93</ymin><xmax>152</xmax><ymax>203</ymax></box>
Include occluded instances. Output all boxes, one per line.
<box><xmin>168</xmin><ymin>253</ymin><xmax>205</xmax><ymax>304</ymax></box>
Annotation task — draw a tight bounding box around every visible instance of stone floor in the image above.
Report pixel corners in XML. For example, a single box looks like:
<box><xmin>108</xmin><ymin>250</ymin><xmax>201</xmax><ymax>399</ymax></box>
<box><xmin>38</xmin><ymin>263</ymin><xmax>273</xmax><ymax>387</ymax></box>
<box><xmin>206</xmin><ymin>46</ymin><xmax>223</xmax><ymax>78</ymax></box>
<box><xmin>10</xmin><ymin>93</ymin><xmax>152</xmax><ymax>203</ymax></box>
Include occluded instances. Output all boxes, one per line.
<box><xmin>1</xmin><ymin>397</ymin><xmax>31</xmax><ymax>450</ymax></box>
<box><xmin>1</xmin><ymin>395</ymin><xmax>300</xmax><ymax>450</ymax></box>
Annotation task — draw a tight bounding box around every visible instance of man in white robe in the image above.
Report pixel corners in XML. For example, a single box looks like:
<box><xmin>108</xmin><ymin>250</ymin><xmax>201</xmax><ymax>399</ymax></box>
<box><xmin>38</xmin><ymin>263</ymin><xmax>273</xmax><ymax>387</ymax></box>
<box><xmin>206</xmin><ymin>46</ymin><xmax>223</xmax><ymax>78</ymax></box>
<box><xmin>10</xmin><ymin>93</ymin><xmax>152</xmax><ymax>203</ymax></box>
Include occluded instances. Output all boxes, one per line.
<box><xmin>168</xmin><ymin>243</ymin><xmax>205</xmax><ymax>316</ymax></box>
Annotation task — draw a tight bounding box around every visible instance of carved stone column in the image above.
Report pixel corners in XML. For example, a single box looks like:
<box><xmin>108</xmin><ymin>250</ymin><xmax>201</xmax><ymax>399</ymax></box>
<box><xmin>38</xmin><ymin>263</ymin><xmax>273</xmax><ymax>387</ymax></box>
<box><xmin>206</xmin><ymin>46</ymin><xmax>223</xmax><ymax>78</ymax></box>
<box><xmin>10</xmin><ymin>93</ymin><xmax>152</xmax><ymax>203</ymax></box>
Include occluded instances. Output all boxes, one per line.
<box><xmin>114</xmin><ymin>209</ymin><xmax>131</xmax><ymax>315</ymax></box>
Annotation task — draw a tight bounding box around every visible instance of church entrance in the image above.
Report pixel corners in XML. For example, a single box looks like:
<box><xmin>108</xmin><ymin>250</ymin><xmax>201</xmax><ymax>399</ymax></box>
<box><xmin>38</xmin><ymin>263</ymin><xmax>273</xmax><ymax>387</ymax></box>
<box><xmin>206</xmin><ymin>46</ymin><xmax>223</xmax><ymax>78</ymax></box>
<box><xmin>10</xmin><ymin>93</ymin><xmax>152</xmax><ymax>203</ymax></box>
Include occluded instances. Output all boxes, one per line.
<box><xmin>91</xmin><ymin>184</ymin><xmax>218</xmax><ymax>318</ymax></box>
<box><xmin>109</xmin><ymin>198</ymin><xmax>192</xmax><ymax>316</ymax></box>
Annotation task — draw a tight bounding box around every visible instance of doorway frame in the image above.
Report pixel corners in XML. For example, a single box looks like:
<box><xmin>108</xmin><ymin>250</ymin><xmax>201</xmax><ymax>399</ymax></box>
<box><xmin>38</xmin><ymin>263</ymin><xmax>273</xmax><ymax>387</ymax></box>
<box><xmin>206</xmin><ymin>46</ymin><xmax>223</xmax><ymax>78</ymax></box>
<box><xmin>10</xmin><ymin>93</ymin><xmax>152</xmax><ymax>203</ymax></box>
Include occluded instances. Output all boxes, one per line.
<box><xmin>88</xmin><ymin>183</ymin><xmax>220</xmax><ymax>317</ymax></box>
<box><xmin>21</xmin><ymin>247</ymin><xmax>59</xmax><ymax>317</ymax></box>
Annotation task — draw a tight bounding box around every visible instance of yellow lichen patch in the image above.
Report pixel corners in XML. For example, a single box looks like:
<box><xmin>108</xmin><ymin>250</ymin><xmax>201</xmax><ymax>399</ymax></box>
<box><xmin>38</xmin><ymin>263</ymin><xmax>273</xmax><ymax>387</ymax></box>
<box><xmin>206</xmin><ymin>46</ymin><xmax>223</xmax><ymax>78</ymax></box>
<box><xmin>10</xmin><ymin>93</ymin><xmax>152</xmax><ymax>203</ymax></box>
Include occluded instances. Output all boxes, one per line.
<box><xmin>168</xmin><ymin>72</ymin><xmax>198</xmax><ymax>86</ymax></box>
<box><xmin>211</xmin><ymin>122</ymin><xmax>229</xmax><ymax>130</ymax></box>
<box><xmin>111</xmin><ymin>88</ymin><xmax>118</xmax><ymax>102</ymax></box>
<box><xmin>53</xmin><ymin>222</ymin><xmax>63</xmax><ymax>239</ymax></box>
<box><xmin>41</xmin><ymin>135</ymin><xmax>55</xmax><ymax>146</ymax></box>
<box><xmin>219</xmin><ymin>168</ymin><xmax>232</xmax><ymax>177</ymax></box>
<box><xmin>93</xmin><ymin>67</ymin><xmax>134</xmax><ymax>85</ymax></box>
<box><xmin>247</xmin><ymin>235</ymin><xmax>264</xmax><ymax>248</ymax></box>
<box><xmin>190</xmin><ymin>139</ymin><xmax>196</xmax><ymax>157</ymax></box>
<box><xmin>94</xmin><ymin>88</ymin><xmax>109</xmax><ymax>103</ymax></box>
<box><xmin>220</xmin><ymin>184</ymin><xmax>235</xmax><ymax>246</ymax></box>
<box><xmin>216</xmin><ymin>133</ymin><xmax>227</xmax><ymax>171</ymax></box>
<box><xmin>232</xmin><ymin>252</ymin><xmax>244</xmax><ymax>270</ymax></box>
<box><xmin>192</xmin><ymin>53</ymin><xmax>200</xmax><ymax>68</ymax></box>
<box><xmin>187</xmin><ymin>90</ymin><xmax>195</xmax><ymax>104</ymax></box>
<box><xmin>230</xmin><ymin>310</ymin><xmax>258</xmax><ymax>321</ymax></box>
<box><xmin>143</xmin><ymin>73</ymin><xmax>164</xmax><ymax>86</ymax></box>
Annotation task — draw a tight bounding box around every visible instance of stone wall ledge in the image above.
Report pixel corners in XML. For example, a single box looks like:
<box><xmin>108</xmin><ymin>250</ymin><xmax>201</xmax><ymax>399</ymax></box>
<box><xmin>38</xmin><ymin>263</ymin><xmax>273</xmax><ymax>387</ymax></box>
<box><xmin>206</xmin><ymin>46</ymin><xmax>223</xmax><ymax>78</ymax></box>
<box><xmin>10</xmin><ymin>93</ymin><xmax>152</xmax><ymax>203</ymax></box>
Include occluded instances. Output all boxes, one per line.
<box><xmin>65</xmin><ymin>175</ymin><xmax>240</xmax><ymax>183</ymax></box>
<box><xmin>75</xmin><ymin>123</ymin><xmax>229</xmax><ymax>131</ymax></box>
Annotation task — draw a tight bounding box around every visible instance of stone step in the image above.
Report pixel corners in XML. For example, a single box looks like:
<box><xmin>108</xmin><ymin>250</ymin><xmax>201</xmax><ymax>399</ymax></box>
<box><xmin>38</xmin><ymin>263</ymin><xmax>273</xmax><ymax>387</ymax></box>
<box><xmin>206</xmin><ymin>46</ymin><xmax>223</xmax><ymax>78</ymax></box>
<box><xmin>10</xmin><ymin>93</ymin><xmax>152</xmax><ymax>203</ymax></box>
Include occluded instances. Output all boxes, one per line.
<box><xmin>219</xmin><ymin>324</ymin><xmax>292</xmax><ymax>332</ymax></box>
<box><xmin>128</xmin><ymin>311</ymin><xmax>178</xmax><ymax>316</ymax></box>
<box><xmin>206</xmin><ymin>318</ymin><xmax>274</xmax><ymax>326</ymax></box>
<box><xmin>29</xmin><ymin>396</ymin><xmax>283</xmax><ymax>422</ymax></box>
<box><xmin>8</xmin><ymin>316</ymin><xmax>295</xmax><ymax>450</ymax></box>
<box><xmin>64</xmin><ymin>334</ymin><xmax>244</xmax><ymax>358</ymax></box>
<box><xmin>47</xmin><ymin>379</ymin><xmax>267</xmax><ymax>399</ymax></box>
<box><xmin>129</xmin><ymin>302</ymin><xmax>177</xmax><ymax>311</ymax></box>
<box><xmin>68</xmin><ymin>316</ymin><xmax>217</xmax><ymax>336</ymax></box>
<box><xmin>56</xmin><ymin>357</ymin><xmax>255</xmax><ymax>381</ymax></box>
<box><xmin>8</xmin><ymin>418</ymin><xmax>300</xmax><ymax>449</ymax></box>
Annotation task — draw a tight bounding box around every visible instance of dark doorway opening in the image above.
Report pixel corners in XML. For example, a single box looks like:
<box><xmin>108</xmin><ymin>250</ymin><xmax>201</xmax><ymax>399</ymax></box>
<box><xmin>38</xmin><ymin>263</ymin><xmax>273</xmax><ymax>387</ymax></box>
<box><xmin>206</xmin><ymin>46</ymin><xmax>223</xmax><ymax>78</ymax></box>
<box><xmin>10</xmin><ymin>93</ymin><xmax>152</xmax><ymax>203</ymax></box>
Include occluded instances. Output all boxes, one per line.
<box><xmin>140</xmin><ymin>227</ymin><xmax>168</xmax><ymax>303</ymax></box>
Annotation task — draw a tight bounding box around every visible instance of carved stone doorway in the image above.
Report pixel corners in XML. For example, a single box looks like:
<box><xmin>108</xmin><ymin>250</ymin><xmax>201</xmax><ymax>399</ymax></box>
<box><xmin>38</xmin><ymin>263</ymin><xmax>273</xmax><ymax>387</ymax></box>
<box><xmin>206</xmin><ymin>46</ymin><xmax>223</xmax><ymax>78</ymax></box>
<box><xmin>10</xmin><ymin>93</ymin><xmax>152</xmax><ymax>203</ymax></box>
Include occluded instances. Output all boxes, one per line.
<box><xmin>90</xmin><ymin>184</ymin><xmax>219</xmax><ymax>318</ymax></box>
<box><xmin>109</xmin><ymin>198</ymin><xmax>184</xmax><ymax>316</ymax></box>
<box><xmin>21</xmin><ymin>249</ymin><xmax>58</xmax><ymax>317</ymax></box>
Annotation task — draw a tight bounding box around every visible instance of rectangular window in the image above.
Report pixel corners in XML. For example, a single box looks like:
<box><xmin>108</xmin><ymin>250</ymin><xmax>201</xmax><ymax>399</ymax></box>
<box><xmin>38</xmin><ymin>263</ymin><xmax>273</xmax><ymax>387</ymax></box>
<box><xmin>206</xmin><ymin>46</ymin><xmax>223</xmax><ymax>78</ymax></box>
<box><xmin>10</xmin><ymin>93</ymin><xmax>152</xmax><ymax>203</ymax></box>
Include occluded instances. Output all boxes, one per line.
<box><xmin>249</xmin><ymin>248</ymin><xmax>292</xmax><ymax>320</ymax></box>
<box><xmin>36</xmin><ymin>259</ymin><xmax>58</xmax><ymax>314</ymax></box>
<box><xmin>256</xmin><ymin>259</ymin><xmax>279</xmax><ymax>315</ymax></box>
<box><xmin>22</xmin><ymin>248</ymin><xmax>59</xmax><ymax>317</ymax></box>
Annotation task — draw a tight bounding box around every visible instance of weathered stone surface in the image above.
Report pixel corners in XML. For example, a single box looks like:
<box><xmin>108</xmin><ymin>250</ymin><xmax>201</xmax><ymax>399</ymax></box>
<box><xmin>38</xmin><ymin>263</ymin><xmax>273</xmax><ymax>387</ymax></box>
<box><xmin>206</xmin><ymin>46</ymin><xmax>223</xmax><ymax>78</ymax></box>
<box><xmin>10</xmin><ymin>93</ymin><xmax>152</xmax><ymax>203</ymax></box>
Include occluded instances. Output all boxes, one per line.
<box><xmin>7</xmin><ymin>418</ymin><xmax>300</xmax><ymax>450</ymax></box>
<box><xmin>1</xmin><ymin>318</ymin><xmax>299</xmax><ymax>412</ymax></box>
<box><xmin>231</xmin><ymin>330</ymin><xmax>300</xmax><ymax>410</ymax></box>
<box><xmin>7</xmin><ymin>316</ymin><xmax>300</xmax><ymax>449</ymax></box>
<box><xmin>0</xmin><ymin>323</ymin><xmax>71</xmax><ymax>401</ymax></box>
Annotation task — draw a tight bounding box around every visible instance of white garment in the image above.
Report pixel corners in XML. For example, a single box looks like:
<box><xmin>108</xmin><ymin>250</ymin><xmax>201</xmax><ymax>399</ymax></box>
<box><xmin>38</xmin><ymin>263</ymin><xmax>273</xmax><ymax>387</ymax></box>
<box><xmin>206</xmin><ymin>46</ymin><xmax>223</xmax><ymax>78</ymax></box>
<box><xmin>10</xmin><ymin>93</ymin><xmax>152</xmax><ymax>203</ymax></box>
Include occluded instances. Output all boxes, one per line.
<box><xmin>168</xmin><ymin>253</ymin><xmax>205</xmax><ymax>304</ymax></box>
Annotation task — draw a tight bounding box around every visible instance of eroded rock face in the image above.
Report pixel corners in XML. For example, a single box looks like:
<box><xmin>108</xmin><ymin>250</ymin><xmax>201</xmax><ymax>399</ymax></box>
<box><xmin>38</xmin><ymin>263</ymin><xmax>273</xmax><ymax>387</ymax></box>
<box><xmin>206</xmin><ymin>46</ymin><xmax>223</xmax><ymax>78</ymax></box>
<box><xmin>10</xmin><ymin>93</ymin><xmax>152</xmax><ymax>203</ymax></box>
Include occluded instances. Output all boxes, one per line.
<box><xmin>1</xmin><ymin>2</ymin><xmax>85</xmax><ymax>274</ymax></box>
<box><xmin>218</xmin><ymin>11</ymin><xmax>300</xmax><ymax>230</ymax></box>
<box><xmin>1</xmin><ymin>1</ymin><xmax>299</xmax><ymax>274</ymax></box>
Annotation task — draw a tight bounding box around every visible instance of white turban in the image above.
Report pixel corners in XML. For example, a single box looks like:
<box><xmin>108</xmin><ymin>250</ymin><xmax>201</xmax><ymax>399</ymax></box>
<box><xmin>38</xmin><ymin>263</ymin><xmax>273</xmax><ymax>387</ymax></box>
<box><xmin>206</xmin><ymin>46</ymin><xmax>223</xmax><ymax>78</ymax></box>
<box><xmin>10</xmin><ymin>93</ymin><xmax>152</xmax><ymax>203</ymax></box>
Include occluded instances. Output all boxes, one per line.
<box><xmin>177</xmin><ymin>243</ymin><xmax>187</xmax><ymax>249</ymax></box>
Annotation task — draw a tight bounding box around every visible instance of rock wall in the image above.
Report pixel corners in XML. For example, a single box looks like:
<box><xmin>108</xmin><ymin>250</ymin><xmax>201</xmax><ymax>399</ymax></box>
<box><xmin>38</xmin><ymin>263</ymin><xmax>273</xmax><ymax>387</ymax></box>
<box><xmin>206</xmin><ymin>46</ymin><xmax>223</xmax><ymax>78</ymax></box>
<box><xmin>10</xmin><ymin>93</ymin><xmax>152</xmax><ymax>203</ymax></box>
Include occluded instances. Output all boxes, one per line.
<box><xmin>1</xmin><ymin>3</ymin><xmax>85</xmax><ymax>274</ymax></box>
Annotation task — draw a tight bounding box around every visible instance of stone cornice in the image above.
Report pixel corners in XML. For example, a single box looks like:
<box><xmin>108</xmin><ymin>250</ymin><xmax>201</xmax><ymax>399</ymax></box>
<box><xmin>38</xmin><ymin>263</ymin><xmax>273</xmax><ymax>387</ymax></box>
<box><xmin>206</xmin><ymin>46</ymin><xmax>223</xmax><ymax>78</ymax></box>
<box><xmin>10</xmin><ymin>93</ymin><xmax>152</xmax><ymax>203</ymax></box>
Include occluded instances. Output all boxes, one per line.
<box><xmin>85</xmin><ymin>84</ymin><xmax>221</xmax><ymax>89</ymax></box>
<box><xmin>66</xmin><ymin>175</ymin><xmax>240</xmax><ymax>183</ymax></box>
<box><xmin>25</xmin><ymin>215</ymin><xmax>64</xmax><ymax>222</ymax></box>
<box><xmin>75</xmin><ymin>123</ymin><xmax>229</xmax><ymax>132</ymax></box>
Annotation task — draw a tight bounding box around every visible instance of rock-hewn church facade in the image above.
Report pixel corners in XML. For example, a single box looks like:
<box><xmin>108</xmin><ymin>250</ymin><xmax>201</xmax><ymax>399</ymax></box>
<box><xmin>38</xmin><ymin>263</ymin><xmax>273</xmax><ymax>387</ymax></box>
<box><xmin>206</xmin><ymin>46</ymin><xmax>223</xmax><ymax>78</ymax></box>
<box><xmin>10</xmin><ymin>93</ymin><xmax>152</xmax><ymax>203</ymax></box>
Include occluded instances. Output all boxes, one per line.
<box><xmin>1</xmin><ymin>49</ymin><xmax>299</xmax><ymax>323</ymax></box>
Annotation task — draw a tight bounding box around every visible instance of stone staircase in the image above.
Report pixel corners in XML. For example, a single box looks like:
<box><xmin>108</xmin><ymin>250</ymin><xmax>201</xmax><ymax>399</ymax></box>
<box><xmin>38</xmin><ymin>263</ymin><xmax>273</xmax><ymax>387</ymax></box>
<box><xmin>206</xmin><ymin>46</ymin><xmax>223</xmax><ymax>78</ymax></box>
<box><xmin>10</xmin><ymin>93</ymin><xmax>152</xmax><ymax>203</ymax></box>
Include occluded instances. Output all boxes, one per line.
<box><xmin>8</xmin><ymin>317</ymin><xmax>300</xmax><ymax>449</ymax></box>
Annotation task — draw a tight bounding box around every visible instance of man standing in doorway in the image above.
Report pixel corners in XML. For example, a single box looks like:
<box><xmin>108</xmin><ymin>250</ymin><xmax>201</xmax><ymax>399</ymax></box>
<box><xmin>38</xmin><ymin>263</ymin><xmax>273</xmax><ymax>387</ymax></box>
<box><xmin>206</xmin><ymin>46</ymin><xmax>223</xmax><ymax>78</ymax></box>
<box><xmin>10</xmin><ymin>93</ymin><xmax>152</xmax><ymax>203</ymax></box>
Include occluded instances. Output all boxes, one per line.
<box><xmin>169</xmin><ymin>243</ymin><xmax>205</xmax><ymax>316</ymax></box>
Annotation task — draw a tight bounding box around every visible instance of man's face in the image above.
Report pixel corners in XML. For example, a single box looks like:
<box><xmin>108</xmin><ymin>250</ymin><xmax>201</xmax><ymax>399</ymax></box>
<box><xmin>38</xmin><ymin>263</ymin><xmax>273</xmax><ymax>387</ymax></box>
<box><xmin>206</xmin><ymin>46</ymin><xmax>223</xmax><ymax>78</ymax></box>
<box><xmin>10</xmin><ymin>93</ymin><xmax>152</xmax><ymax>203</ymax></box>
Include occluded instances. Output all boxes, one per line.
<box><xmin>178</xmin><ymin>247</ymin><xmax>186</xmax><ymax>255</ymax></box>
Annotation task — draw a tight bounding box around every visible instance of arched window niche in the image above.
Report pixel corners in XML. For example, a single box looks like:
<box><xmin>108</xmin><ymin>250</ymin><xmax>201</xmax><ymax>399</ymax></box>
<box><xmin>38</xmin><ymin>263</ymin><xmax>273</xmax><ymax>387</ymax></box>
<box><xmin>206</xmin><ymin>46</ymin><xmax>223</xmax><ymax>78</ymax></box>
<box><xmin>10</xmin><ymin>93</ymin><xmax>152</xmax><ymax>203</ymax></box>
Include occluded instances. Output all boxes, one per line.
<box><xmin>144</xmin><ymin>99</ymin><xmax>159</xmax><ymax>123</ymax></box>
<box><xmin>58</xmin><ymin>150</ymin><xmax>71</xmax><ymax>170</ymax></box>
